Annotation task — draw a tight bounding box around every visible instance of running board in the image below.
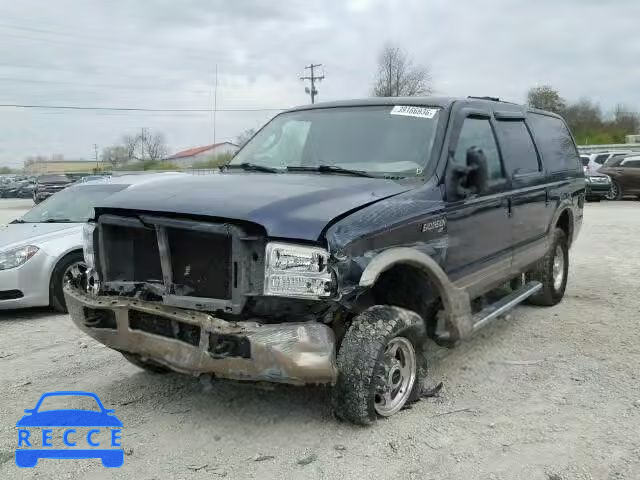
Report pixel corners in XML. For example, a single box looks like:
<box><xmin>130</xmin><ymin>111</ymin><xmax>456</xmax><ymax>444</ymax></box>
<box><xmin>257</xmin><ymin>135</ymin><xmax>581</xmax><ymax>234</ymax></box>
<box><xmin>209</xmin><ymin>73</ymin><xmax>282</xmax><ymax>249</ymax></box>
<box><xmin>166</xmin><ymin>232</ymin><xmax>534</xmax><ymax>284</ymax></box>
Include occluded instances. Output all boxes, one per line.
<box><xmin>435</xmin><ymin>281</ymin><xmax>542</xmax><ymax>346</ymax></box>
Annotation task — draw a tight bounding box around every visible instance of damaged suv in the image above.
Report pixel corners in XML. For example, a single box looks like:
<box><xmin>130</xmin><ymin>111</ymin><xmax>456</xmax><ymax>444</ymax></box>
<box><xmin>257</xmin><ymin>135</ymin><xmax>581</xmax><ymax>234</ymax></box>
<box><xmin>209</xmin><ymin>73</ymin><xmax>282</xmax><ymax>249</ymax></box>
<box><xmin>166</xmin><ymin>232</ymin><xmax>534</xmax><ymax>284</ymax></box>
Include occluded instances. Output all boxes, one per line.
<box><xmin>65</xmin><ymin>97</ymin><xmax>584</xmax><ymax>424</ymax></box>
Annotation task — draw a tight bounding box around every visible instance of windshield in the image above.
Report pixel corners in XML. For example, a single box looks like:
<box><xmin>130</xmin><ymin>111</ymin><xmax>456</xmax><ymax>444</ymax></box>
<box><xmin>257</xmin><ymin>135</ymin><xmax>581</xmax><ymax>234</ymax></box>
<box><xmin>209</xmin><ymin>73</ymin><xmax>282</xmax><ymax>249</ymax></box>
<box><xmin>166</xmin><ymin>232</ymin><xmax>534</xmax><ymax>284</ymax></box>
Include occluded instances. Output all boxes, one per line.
<box><xmin>230</xmin><ymin>105</ymin><xmax>441</xmax><ymax>177</ymax></box>
<box><xmin>20</xmin><ymin>184</ymin><xmax>127</xmax><ymax>223</ymax></box>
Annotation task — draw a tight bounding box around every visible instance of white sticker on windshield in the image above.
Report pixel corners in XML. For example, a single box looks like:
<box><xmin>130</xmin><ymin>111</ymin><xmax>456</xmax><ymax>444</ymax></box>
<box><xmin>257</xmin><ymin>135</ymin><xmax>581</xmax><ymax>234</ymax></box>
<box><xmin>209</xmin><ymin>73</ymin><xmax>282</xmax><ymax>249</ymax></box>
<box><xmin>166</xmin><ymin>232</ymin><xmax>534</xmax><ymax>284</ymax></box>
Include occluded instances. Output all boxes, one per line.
<box><xmin>390</xmin><ymin>105</ymin><xmax>439</xmax><ymax>119</ymax></box>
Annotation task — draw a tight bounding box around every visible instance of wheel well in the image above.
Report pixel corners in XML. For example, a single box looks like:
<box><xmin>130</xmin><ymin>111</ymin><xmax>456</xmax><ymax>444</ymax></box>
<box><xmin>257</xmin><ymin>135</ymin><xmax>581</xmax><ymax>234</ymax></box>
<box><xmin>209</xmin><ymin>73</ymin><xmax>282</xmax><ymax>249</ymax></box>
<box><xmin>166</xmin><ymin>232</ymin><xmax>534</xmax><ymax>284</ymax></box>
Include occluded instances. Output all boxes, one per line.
<box><xmin>49</xmin><ymin>250</ymin><xmax>83</xmax><ymax>288</ymax></box>
<box><xmin>370</xmin><ymin>264</ymin><xmax>439</xmax><ymax>336</ymax></box>
<box><xmin>556</xmin><ymin>209</ymin><xmax>572</xmax><ymax>244</ymax></box>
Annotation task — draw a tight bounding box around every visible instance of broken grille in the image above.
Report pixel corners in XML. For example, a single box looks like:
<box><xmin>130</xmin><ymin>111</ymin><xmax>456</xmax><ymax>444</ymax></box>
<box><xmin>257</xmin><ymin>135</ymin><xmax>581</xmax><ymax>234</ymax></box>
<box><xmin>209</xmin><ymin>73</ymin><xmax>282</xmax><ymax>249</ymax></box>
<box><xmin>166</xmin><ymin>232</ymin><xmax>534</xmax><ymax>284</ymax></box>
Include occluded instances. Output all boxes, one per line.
<box><xmin>97</xmin><ymin>214</ymin><xmax>256</xmax><ymax>314</ymax></box>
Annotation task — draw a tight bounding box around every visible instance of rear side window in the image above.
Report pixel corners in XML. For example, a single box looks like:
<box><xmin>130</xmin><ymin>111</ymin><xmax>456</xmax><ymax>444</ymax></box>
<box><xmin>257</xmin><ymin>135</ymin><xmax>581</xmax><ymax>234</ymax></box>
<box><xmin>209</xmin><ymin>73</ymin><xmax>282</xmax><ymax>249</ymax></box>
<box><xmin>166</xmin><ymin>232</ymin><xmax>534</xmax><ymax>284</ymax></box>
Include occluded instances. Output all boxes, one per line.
<box><xmin>528</xmin><ymin>113</ymin><xmax>580</xmax><ymax>173</ymax></box>
<box><xmin>495</xmin><ymin>120</ymin><xmax>540</xmax><ymax>175</ymax></box>
<box><xmin>454</xmin><ymin>117</ymin><xmax>503</xmax><ymax>180</ymax></box>
<box><xmin>594</xmin><ymin>154</ymin><xmax>609</xmax><ymax>165</ymax></box>
<box><xmin>622</xmin><ymin>160</ymin><xmax>640</xmax><ymax>168</ymax></box>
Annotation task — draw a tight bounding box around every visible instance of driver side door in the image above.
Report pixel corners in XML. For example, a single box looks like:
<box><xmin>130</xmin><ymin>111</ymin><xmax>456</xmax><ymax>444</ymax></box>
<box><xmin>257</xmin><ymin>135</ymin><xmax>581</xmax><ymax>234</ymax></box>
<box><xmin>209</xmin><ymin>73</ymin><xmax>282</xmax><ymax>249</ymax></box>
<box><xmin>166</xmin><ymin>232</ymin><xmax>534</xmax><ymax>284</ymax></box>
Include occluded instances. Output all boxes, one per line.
<box><xmin>444</xmin><ymin>109</ymin><xmax>513</xmax><ymax>294</ymax></box>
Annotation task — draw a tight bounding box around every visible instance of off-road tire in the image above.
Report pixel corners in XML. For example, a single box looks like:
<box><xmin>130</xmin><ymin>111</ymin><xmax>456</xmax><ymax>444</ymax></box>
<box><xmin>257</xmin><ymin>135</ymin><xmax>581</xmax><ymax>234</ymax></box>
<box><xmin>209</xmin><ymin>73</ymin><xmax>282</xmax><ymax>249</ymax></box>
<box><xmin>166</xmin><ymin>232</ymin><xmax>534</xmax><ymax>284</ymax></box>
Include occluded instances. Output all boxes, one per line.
<box><xmin>331</xmin><ymin>305</ymin><xmax>428</xmax><ymax>425</ymax></box>
<box><xmin>49</xmin><ymin>251</ymin><xmax>84</xmax><ymax>313</ymax></box>
<box><xmin>122</xmin><ymin>353</ymin><xmax>170</xmax><ymax>374</ymax></box>
<box><xmin>526</xmin><ymin>228</ymin><xmax>569</xmax><ymax>306</ymax></box>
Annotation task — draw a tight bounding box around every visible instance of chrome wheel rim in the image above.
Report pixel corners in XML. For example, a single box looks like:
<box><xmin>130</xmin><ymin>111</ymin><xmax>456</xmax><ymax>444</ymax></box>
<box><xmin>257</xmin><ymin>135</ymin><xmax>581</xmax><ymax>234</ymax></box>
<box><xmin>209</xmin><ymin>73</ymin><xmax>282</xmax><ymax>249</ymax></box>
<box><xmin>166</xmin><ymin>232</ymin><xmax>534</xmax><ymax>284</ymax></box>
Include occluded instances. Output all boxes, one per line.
<box><xmin>63</xmin><ymin>261</ymin><xmax>86</xmax><ymax>285</ymax></box>
<box><xmin>552</xmin><ymin>246</ymin><xmax>565</xmax><ymax>291</ymax></box>
<box><xmin>374</xmin><ymin>337</ymin><xmax>416</xmax><ymax>417</ymax></box>
<box><xmin>605</xmin><ymin>183</ymin><xmax>618</xmax><ymax>200</ymax></box>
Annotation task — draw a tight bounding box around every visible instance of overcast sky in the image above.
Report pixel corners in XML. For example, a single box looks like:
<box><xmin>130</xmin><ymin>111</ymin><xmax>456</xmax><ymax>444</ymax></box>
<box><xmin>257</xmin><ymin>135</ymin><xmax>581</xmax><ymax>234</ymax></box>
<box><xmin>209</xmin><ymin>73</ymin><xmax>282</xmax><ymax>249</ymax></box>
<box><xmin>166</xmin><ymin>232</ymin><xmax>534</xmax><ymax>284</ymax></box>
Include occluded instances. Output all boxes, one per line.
<box><xmin>0</xmin><ymin>0</ymin><xmax>638</xmax><ymax>167</ymax></box>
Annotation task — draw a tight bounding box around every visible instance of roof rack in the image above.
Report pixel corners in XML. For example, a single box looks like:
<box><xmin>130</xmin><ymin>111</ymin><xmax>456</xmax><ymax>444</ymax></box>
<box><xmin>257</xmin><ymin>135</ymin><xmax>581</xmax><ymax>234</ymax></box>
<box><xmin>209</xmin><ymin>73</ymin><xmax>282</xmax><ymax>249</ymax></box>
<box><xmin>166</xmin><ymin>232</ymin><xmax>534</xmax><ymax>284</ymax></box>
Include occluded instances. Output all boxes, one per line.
<box><xmin>468</xmin><ymin>96</ymin><xmax>501</xmax><ymax>102</ymax></box>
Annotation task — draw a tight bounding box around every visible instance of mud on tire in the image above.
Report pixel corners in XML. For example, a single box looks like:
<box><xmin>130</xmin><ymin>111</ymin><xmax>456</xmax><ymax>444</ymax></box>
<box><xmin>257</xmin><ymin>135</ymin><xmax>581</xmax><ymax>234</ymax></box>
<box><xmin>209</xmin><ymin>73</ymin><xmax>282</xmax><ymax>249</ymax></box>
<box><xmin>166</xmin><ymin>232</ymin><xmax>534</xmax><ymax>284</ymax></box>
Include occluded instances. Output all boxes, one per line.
<box><xmin>526</xmin><ymin>228</ymin><xmax>569</xmax><ymax>306</ymax></box>
<box><xmin>331</xmin><ymin>305</ymin><xmax>428</xmax><ymax>425</ymax></box>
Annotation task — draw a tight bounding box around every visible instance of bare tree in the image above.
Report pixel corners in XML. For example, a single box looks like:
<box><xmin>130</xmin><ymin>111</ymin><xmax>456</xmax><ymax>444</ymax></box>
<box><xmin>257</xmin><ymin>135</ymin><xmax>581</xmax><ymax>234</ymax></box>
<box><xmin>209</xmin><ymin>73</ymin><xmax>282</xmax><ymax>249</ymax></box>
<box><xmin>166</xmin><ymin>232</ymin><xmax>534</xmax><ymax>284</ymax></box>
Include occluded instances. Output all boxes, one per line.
<box><xmin>527</xmin><ymin>86</ymin><xmax>566</xmax><ymax>114</ymax></box>
<box><xmin>372</xmin><ymin>44</ymin><xmax>432</xmax><ymax>97</ymax></box>
<box><xmin>143</xmin><ymin>132</ymin><xmax>169</xmax><ymax>161</ymax></box>
<box><xmin>122</xmin><ymin>134</ymin><xmax>138</xmax><ymax>161</ymax></box>
<box><xmin>101</xmin><ymin>146</ymin><xmax>130</xmax><ymax>169</ymax></box>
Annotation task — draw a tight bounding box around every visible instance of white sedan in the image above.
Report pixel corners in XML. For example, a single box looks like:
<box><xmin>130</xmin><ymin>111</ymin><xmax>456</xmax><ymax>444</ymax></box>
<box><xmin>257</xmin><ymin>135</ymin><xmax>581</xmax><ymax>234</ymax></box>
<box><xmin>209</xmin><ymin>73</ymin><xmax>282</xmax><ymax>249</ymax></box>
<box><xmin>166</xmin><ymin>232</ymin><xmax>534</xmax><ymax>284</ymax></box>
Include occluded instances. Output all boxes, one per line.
<box><xmin>0</xmin><ymin>173</ymin><xmax>184</xmax><ymax>311</ymax></box>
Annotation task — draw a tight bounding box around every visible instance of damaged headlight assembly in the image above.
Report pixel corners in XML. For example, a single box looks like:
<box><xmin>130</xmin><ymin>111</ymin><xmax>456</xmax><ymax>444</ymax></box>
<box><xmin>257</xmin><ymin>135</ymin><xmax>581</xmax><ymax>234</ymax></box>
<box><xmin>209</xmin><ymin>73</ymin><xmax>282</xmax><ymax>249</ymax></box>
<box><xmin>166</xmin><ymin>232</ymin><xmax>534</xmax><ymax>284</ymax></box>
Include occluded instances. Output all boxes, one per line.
<box><xmin>264</xmin><ymin>242</ymin><xmax>334</xmax><ymax>299</ymax></box>
<box><xmin>0</xmin><ymin>245</ymin><xmax>39</xmax><ymax>271</ymax></box>
<box><xmin>82</xmin><ymin>222</ymin><xmax>96</xmax><ymax>268</ymax></box>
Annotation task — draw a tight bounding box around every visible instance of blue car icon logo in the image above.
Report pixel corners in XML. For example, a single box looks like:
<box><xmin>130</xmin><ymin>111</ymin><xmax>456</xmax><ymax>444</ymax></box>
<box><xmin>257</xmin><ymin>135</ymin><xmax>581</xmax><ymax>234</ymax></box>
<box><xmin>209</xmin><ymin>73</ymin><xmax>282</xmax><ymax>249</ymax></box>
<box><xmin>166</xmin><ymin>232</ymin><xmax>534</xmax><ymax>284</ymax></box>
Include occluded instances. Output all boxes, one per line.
<box><xmin>15</xmin><ymin>391</ymin><xmax>123</xmax><ymax>468</ymax></box>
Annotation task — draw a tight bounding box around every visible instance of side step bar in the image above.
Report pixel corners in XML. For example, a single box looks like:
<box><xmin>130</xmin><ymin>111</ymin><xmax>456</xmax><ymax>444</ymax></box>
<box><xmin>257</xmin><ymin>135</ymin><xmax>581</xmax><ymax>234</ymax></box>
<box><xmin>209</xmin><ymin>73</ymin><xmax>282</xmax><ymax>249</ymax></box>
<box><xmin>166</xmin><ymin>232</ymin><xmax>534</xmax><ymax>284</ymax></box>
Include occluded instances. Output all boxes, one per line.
<box><xmin>436</xmin><ymin>281</ymin><xmax>542</xmax><ymax>345</ymax></box>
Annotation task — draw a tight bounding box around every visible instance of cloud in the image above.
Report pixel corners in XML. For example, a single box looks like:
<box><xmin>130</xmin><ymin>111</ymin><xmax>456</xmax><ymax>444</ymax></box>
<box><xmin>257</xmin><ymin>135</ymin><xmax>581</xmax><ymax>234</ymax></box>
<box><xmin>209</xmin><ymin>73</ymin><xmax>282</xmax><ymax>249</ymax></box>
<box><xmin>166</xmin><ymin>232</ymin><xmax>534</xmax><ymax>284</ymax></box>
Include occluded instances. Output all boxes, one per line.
<box><xmin>0</xmin><ymin>0</ymin><xmax>638</xmax><ymax>167</ymax></box>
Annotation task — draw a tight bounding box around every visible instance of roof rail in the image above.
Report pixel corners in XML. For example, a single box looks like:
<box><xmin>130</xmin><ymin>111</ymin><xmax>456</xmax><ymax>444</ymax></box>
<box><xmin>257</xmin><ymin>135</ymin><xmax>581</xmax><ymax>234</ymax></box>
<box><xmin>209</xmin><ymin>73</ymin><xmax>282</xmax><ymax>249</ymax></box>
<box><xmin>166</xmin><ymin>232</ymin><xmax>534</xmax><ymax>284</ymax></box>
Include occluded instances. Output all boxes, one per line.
<box><xmin>468</xmin><ymin>96</ymin><xmax>501</xmax><ymax>102</ymax></box>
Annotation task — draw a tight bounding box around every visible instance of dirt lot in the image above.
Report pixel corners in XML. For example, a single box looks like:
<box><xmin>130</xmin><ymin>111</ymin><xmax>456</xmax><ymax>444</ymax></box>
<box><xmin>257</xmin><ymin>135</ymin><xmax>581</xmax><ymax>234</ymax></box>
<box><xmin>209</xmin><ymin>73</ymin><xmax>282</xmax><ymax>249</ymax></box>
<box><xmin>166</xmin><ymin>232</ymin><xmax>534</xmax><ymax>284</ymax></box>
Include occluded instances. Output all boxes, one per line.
<box><xmin>1</xmin><ymin>199</ymin><xmax>639</xmax><ymax>479</ymax></box>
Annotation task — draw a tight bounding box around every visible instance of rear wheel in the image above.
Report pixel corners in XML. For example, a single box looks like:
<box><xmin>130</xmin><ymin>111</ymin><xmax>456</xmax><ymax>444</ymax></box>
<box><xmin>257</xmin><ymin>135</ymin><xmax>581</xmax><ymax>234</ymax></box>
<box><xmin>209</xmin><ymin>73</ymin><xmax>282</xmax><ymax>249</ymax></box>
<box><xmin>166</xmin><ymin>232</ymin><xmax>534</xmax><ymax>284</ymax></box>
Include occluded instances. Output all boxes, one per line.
<box><xmin>50</xmin><ymin>251</ymin><xmax>85</xmax><ymax>313</ymax></box>
<box><xmin>526</xmin><ymin>229</ymin><xmax>569</xmax><ymax>306</ymax></box>
<box><xmin>331</xmin><ymin>306</ymin><xmax>427</xmax><ymax>425</ymax></box>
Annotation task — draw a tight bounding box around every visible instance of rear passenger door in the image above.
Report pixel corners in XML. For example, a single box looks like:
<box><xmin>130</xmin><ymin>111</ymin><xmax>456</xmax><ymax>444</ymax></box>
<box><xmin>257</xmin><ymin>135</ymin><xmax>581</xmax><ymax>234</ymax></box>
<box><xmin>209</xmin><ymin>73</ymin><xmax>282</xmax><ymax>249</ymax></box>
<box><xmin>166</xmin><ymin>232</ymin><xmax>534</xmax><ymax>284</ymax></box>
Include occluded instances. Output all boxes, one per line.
<box><xmin>619</xmin><ymin>159</ymin><xmax>640</xmax><ymax>194</ymax></box>
<box><xmin>493</xmin><ymin>113</ymin><xmax>548</xmax><ymax>251</ymax></box>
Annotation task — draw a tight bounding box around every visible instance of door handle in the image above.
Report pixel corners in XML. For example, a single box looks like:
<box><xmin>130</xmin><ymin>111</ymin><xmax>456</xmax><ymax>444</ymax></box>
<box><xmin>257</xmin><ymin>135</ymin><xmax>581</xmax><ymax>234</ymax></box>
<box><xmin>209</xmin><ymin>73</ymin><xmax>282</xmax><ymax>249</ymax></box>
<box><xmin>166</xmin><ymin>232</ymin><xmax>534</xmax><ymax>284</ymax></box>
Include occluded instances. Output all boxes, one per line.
<box><xmin>507</xmin><ymin>197</ymin><xmax>513</xmax><ymax>218</ymax></box>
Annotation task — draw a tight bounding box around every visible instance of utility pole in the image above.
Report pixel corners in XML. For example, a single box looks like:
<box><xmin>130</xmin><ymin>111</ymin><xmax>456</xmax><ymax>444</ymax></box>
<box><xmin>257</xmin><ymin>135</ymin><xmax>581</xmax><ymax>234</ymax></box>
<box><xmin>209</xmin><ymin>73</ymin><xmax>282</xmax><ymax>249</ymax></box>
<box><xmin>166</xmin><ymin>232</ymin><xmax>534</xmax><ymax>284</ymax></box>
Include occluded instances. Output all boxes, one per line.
<box><xmin>300</xmin><ymin>63</ymin><xmax>324</xmax><ymax>104</ymax></box>
<box><xmin>212</xmin><ymin>64</ymin><xmax>218</xmax><ymax>144</ymax></box>
<box><xmin>93</xmin><ymin>144</ymin><xmax>99</xmax><ymax>172</ymax></box>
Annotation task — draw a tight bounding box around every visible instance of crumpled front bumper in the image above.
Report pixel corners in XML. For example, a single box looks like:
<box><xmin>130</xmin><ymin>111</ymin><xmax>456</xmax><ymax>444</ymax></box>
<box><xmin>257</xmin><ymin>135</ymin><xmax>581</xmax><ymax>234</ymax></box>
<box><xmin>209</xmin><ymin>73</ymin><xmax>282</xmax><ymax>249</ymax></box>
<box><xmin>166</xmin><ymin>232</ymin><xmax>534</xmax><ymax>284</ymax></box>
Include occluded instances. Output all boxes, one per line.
<box><xmin>64</xmin><ymin>287</ymin><xmax>337</xmax><ymax>385</ymax></box>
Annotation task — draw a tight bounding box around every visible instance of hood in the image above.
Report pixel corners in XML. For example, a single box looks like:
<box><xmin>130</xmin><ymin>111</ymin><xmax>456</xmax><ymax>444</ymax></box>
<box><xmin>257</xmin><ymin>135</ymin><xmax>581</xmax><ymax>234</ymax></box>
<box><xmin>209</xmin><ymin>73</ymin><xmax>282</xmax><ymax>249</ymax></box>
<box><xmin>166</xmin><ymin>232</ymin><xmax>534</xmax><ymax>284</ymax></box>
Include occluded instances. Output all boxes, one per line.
<box><xmin>97</xmin><ymin>173</ymin><xmax>415</xmax><ymax>240</ymax></box>
<box><xmin>0</xmin><ymin>223</ymin><xmax>81</xmax><ymax>250</ymax></box>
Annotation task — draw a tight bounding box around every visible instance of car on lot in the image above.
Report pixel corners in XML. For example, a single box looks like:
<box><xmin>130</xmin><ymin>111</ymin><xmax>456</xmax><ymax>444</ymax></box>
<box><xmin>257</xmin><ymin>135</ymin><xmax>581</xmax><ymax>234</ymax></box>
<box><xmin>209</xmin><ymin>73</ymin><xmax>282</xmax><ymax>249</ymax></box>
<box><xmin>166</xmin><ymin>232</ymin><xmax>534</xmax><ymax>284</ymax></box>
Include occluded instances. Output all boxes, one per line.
<box><xmin>584</xmin><ymin>170</ymin><xmax>612</xmax><ymax>202</ymax></box>
<box><xmin>581</xmin><ymin>150</ymin><xmax>637</xmax><ymax>173</ymax></box>
<box><xmin>600</xmin><ymin>154</ymin><xmax>640</xmax><ymax>200</ymax></box>
<box><xmin>0</xmin><ymin>173</ymin><xmax>185</xmax><ymax>311</ymax></box>
<box><xmin>33</xmin><ymin>174</ymin><xmax>75</xmax><ymax>204</ymax></box>
<box><xmin>65</xmin><ymin>96</ymin><xmax>584</xmax><ymax>425</ymax></box>
<box><xmin>15</xmin><ymin>391</ymin><xmax>123</xmax><ymax>468</ymax></box>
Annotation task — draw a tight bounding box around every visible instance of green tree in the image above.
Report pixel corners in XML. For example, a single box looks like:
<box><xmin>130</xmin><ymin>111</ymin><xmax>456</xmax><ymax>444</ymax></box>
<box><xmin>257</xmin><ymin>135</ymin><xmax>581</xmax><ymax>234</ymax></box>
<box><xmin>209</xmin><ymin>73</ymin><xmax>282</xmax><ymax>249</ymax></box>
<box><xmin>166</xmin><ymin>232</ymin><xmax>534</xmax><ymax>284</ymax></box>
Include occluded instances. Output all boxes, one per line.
<box><xmin>527</xmin><ymin>86</ymin><xmax>566</xmax><ymax>114</ymax></box>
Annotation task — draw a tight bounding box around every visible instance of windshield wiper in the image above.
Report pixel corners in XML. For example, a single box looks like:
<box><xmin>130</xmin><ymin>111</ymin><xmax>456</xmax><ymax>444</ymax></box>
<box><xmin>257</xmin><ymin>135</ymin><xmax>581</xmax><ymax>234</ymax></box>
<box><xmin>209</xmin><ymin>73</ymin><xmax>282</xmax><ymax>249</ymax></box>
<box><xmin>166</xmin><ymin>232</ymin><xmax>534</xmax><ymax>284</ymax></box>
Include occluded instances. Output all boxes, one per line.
<box><xmin>287</xmin><ymin>165</ymin><xmax>374</xmax><ymax>178</ymax></box>
<box><xmin>10</xmin><ymin>219</ymin><xmax>26</xmax><ymax>224</ymax></box>
<box><xmin>224</xmin><ymin>163</ymin><xmax>280</xmax><ymax>173</ymax></box>
<box><xmin>42</xmin><ymin>218</ymin><xmax>74</xmax><ymax>223</ymax></box>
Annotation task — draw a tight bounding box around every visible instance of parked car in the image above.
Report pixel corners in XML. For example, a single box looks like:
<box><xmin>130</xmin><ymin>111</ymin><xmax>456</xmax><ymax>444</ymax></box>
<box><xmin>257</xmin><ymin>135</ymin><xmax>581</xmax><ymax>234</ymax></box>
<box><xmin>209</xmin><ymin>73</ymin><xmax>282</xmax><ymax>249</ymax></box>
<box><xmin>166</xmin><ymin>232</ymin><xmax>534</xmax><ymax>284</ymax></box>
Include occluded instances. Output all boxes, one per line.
<box><xmin>80</xmin><ymin>174</ymin><xmax>111</xmax><ymax>183</ymax></box>
<box><xmin>584</xmin><ymin>171</ymin><xmax>612</xmax><ymax>201</ymax></box>
<box><xmin>33</xmin><ymin>174</ymin><xmax>74</xmax><ymax>204</ymax></box>
<box><xmin>581</xmin><ymin>150</ymin><xmax>637</xmax><ymax>173</ymax></box>
<box><xmin>65</xmin><ymin>97</ymin><xmax>583</xmax><ymax>425</ymax></box>
<box><xmin>0</xmin><ymin>173</ymin><xmax>185</xmax><ymax>311</ymax></box>
<box><xmin>600</xmin><ymin>154</ymin><xmax>640</xmax><ymax>200</ymax></box>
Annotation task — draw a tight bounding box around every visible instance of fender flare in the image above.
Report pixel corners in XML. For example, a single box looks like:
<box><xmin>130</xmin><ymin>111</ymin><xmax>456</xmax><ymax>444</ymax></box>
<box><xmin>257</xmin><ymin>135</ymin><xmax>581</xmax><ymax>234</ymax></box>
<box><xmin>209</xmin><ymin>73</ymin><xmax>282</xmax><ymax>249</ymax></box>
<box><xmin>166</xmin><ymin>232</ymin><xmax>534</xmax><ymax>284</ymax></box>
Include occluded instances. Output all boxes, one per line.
<box><xmin>359</xmin><ymin>247</ymin><xmax>473</xmax><ymax>341</ymax></box>
<box><xmin>549</xmin><ymin>201</ymin><xmax>575</xmax><ymax>245</ymax></box>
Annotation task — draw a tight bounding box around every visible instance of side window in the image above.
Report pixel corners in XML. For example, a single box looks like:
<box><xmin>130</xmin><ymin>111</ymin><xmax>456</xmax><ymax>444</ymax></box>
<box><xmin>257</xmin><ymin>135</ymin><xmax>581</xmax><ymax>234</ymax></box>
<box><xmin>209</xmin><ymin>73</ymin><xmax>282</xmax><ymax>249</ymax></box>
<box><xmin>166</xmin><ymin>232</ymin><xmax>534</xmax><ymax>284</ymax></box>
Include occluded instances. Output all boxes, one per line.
<box><xmin>622</xmin><ymin>160</ymin><xmax>640</xmax><ymax>168</ymax></box>
<box><xmin>454</xmin><ymin>117</ymin><xmax>503</xmax><ymax>180</ymax></box>
<box><xmin>580</xmin><ymin>156</ymin><xmax>590</xmax><ymax>167</ymax></box>
<box><xmin>594</xmin><ymin>154</ymin><xmax>609</xmax><ymax>165</ymax></box>
<box><xmin>495</xmin><ymin>120</ymin><xmax>541</xmax><ymax>176</ymax></box>
<box><xmin>528</xmin><ymin>113</ymin><xmax>580</xmax><ymax>173</ymax></box>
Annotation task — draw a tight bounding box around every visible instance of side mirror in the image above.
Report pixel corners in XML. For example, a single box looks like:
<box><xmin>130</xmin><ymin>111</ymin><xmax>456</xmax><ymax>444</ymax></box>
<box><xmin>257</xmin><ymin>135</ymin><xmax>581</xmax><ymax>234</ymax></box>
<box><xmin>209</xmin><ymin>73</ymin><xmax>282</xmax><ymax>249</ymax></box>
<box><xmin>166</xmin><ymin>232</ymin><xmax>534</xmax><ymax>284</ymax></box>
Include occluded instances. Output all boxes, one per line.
<box><xmin>446</xmin><ymin>147</ymin><xmax>489</xmax><ymax>200</ymax></box>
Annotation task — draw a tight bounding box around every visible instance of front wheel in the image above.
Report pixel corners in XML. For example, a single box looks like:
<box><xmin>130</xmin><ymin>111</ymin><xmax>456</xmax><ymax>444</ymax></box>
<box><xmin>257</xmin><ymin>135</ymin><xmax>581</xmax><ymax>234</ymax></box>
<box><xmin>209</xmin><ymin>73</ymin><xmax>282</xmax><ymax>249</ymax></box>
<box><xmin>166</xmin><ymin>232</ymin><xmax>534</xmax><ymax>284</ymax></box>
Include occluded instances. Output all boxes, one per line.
<box><xmin>605</xmin><ymin>181</ymin><xmax>622</xmax><ymax>200</ymax></box>
<box><xmin>50</xmin><ymin>251</ymin><xmax>85</xmax><ymax>313</ymax></box>
<box><xmin>331</xmin><ymin>306</ymin><xmax>427</xmax><ymax>425</ymax></box>
<box><xmin>526</xmin><ymin>228</ymin><xmax>569</xmax><ymax>306</ymax></box>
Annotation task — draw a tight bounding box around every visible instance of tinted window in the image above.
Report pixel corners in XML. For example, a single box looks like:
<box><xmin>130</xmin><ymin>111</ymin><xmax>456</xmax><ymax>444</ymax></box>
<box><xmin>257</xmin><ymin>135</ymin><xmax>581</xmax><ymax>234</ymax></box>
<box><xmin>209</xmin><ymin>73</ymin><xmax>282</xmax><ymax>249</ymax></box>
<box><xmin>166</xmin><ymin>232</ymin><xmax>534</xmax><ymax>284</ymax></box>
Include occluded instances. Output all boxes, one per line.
<box><xmin>580</xmin><ymin>156</ymin><xmax>590</xmax><ymax>167</ymax></box>
<box><xmin>594</xmin><ymin>154</ymin><xmax>609</xmax><ymax>164</ymax></box>
<box><xmin>623</xmin><ymin>160</ymin><xmax>640</xmax><ymax>168</ymax></box>
<box><xmin>605</xmin><ymin>155</ymin><xmax>628</xmax><ymax>167</ymax></box>
<box><xmin>495</xmin><ymin>120</ymin><xmax>540</xmax><ymax>175</ymax></box>
<box><xmin>454</xmin><ymin>117</ymin><xmax>503</xmax><ymax>180</ymax></box>
<box><xmin>528</xmin><ymin>113</ymin><xmax>580</xmax><ymax>173</ymax></box>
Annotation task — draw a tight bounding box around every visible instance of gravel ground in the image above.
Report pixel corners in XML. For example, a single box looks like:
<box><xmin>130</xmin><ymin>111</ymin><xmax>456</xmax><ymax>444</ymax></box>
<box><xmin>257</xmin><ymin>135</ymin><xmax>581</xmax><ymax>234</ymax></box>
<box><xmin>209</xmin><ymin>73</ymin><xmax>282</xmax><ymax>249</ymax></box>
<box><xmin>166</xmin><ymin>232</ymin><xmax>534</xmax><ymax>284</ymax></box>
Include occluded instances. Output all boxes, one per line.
<box><xmin>1</xmin><ymin>199</ymin><xmax>639</xmax><ymax>479</ymax></box>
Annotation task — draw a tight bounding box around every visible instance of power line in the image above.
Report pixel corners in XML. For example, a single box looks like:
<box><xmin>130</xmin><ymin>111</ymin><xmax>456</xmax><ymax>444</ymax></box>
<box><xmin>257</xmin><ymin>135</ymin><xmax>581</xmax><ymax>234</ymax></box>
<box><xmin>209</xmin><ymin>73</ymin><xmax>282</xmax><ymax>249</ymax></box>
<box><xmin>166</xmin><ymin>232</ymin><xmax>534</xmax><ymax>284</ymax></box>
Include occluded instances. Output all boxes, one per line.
<box><xmin>300</xmin><ymin>63</ymin><xmax>325</xmax><ymax>104</ymax></box>
<box><xmin>0</xmin><ymin>103</ymin><xmax>285</xmax><ymax>113</ymax></box>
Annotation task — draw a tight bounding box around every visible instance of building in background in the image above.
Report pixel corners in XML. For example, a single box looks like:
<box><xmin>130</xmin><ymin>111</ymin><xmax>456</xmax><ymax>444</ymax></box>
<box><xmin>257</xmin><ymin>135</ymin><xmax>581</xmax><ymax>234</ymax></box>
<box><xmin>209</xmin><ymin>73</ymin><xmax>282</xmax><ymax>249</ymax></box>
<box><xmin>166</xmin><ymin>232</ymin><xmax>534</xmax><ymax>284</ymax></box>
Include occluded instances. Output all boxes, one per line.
<box><xmin>167</xmin><ymin>142</ymin><xmax>239</xmax><ymax>168</ymax></box>
<box><xmin>24</xmin><ymin>160</ymin><xmax>99</xmax><ymax>175</ymax></box>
